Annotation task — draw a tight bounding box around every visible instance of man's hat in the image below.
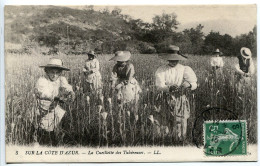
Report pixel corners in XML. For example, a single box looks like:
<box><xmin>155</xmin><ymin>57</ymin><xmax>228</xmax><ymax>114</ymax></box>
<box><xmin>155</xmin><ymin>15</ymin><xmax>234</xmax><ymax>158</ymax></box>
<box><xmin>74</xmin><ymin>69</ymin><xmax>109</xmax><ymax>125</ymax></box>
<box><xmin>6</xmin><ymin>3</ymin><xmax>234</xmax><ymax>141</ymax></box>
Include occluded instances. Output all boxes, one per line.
<box><xmin>213</xmin><ymin>48</ymin><xmax>223</xmax><ymax>55</ymax></box>
<box><xmin>109</xmin><ymin>51</ymin><xmax>131</xmax><ymax>61</ymax></box>
<box><xmin>87</xmin><ymin>50</ymin><xmax>96</xmax><ymax>57</ymax></box>
<box><xmin>159</xmin><ymin>45</ymin><xmax>187</xmax><ymax>61</ymax></box>
<box><xmin>40</xmin><ymin>58</ymin><xmax>70</xmax><ymax>71</ymax></box>
<box><xmin>240</xmin><ymin>47</ymin><xmax>252</xmax><ymax>59</ymax></box>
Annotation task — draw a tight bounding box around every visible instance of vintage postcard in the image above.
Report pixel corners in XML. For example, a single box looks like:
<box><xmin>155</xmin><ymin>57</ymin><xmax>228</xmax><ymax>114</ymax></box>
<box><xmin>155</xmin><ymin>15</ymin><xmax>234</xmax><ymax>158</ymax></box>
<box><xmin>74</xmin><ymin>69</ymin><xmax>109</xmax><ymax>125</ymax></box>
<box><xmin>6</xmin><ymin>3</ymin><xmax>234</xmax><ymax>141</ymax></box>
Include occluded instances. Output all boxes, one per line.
<box><xmin>4</xmin><ymin>5</ymin><xmax>257</xmax><ymax>163</ymax></box>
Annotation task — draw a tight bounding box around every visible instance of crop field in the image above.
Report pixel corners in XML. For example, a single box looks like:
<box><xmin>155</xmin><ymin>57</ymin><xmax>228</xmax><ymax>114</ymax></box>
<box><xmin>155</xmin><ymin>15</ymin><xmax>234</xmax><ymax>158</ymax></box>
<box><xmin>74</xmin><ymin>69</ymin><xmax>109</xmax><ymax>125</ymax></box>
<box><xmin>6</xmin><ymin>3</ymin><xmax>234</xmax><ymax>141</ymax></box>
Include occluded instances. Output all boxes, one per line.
<box><xmin>5</xmin><ymin>53</ymin><xmax>257</xmax><ymax>147</ymax></box>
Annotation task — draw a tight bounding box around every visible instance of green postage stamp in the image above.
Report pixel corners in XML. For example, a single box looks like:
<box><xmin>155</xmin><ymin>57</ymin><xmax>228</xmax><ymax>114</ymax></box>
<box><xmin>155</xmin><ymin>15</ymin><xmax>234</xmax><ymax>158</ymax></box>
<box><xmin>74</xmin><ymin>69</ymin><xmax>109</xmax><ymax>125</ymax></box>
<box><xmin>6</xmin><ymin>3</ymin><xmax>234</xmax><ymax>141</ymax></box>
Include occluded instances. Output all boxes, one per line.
<box><xmin>204</xmin><ymin>120</ymin><xmax>247</xmax><ymax>156</ymax></box>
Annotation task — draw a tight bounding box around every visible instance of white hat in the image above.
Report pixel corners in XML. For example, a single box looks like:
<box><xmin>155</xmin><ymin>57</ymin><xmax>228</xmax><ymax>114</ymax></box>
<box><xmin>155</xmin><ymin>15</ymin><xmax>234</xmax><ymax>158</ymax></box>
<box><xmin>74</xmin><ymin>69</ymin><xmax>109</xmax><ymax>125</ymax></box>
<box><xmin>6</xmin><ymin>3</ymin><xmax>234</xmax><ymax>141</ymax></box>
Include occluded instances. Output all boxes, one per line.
<box><xmin>40</xmin><ymin>58</ymin><xmax>70</xmax><ymax>71</ymax></box>
<box><xmin>109</xmin><ymin>51</ymin><xmax>131</xmax><ymax>61</ymax></box>
<box><xmin>213</xmin><ymin>48</ymin><xmax>223</xmax><ymax>55</ymax></box>
<box><xmin>240</xmin><ymin>47</ymin><xmax>252</xmax><ymax>59</ymax></box>
<box><xmin>159</xmin><ymin>45</ymin><xmax>187</xmax><ymax>61</ymax></box>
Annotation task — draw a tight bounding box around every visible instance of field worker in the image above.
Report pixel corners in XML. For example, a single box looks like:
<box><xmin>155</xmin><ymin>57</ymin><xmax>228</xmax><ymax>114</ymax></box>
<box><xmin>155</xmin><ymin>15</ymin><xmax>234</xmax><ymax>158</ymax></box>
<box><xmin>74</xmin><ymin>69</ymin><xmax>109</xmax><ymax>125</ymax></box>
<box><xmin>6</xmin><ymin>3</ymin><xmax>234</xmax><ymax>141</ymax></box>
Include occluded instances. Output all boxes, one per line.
<box><xmin>34</xmin><ymin>58</ymin><xmax>75</xmax><ymax>145</ymax></box>
<box><xmin>210</xmin><ymin>48</ymin><xmax>224</xmax><ymax>79</ymax></box>
<box><xmin>83</xmin><ymin>51</ymin><xmax>102</xmax><ymax>95</ymax></box>
<box><xmin>235</xmin><ymin>47</ymin><xmax>255</xmax><ymax>94</ymax></box>
<box><xmin>110</xmin><ymin>51</ymin><xmax>142</xmax><ymax>120</ymax></box>
<box><xmin>155</xmin><ymin>45</ymin><xmax>197</xmax><ymax>141</ymax></box>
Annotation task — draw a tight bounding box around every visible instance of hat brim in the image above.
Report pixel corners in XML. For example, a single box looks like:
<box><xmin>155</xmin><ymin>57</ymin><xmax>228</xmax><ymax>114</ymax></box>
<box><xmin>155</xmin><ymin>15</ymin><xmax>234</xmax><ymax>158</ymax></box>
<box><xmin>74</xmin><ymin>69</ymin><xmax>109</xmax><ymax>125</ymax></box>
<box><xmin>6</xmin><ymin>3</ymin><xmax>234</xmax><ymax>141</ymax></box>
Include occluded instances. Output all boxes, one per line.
<box><xmin>39</xmin><ymin>65</ymin><xmax>70</xmax><ymax>71</ymax></box>
<box><xmin>88</xmin><ymin>53</ymin><xmax>96</xmax><ymax>57</ymax></box>
<box><xmin>159</xmin><ymin>53</ymin><xmax>187</xmax><ymax>61</ymax></box>
<box><xmin>109</xmin><ymin>55</ymin><xmax>131</xmax><ymax>61</ymax></box>
<box><xmin>213</xmin><ymin>51</ymin><xmax>223</xmax><ymax>55</ymax></box>
<box><xmin>240</xmin><ymin>47</ymin><xmax>251</xmax><ymax>59</ymax></box>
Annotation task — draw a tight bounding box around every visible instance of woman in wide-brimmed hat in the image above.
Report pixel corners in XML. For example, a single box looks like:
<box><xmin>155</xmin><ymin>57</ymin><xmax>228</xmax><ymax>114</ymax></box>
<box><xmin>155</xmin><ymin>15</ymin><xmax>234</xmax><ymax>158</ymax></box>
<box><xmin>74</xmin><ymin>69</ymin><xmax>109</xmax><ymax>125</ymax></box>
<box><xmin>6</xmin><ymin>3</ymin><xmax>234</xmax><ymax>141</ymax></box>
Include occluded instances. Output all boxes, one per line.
<box><xmin>153</xmin><ymin>45</ymin><xmax>197</xmax><ymax>141</ymax></box>
<box><xmin>110</xmin><ymin>51</ymin><xmax>142</xmax><ymax>121</ymax></box>
<box><xmin>83</xmin><ymin>51</ymin><xmax>102</xmax><ymax>95</ymax></box>
<box><xmin>235</xmin><ymin>47</ymin><xmax>255</xmax><ymax>93</ymax></box>
<box><xmin>210</xmin><ymin>48</ymin><xmax>224</xmax><ymax>79</ymax></box>
<box><xmin>34</xmin><ymin>58</ymin><xmax>75</xmax><ymax>145</ymax></box>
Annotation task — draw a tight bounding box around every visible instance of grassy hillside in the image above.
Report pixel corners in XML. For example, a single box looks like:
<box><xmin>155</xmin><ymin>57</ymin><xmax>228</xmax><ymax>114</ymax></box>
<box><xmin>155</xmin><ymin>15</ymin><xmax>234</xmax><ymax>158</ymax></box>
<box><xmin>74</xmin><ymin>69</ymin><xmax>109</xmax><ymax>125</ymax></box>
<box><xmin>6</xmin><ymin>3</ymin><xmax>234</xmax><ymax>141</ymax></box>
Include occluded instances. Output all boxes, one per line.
<box><xmin>5</xmin><ymin>6</ymin><xmax>142</xmax><ymax>54</ymax></box>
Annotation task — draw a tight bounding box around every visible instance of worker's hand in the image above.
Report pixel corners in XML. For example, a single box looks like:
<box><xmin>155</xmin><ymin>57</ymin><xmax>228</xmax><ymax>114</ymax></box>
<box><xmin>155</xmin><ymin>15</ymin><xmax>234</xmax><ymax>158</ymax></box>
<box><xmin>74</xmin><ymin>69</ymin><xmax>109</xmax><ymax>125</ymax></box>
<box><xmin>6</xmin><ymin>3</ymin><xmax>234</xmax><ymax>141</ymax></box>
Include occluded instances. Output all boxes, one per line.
<box><xmin>68</xmin><ymin>91</ymin><xmax>76</xmax><ymax>102</ymax></box>
<box><xmin>54</xmin><ymin>96</ymin><xmax>62</xmax><ymax>102</ymax></box>
<box><xmin>123</xmin><ymin>80</ymin><xmax>129</xmax><ymax>85</ymax></box>
<box><xmin>115</xmin><ymin>83</ymin><xmax>123</xmax><ymax>90</ymax></box>
<box><xmin>244</xmin><ymin>73</ymin><xmax>251</xmax><ymax>77</ymax></box>
<box><xmin>181</xmin><ymin>81</ymin><xmax>191</xmax><ymax>89</ymax></box>
<box><xmin>169</xmin><ymin>85</ymin><xmax>179</xmax><ymax>92</ymax></box>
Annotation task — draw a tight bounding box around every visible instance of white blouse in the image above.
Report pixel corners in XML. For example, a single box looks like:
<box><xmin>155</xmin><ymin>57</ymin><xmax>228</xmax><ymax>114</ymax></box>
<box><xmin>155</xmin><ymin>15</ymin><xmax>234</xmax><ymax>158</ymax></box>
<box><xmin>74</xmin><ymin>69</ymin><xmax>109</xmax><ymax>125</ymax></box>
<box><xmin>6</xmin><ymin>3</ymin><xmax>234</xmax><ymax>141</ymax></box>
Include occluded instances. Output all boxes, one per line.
<box><xmin>35</xmin><ymin>76</ymin><xmax>73</xmax><ymax>100</ymax></box>
<box><xmin>210</xmin><ymin>57</ymin><xmax>224</xmax><ymax>67</ymax></box>
<box><xmin>155</xmin><ymin>63</ymin><xmax>197</xmax><ymax>92</ymax></box>
<box><xmin>83</xmin><ymin>59</ymin><xmax>101</xmax><ymax>82</ymax></box>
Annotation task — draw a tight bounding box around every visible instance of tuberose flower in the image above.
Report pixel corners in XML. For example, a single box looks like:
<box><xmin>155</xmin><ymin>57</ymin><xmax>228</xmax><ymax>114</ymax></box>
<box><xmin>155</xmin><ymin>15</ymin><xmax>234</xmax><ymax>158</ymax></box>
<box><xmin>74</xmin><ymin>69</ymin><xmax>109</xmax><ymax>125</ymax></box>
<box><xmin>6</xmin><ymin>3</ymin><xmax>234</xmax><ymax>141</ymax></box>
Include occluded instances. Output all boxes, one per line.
<box><xmin>101</xmin><ymin>111</ymin><xmax>108</xmax><ymax>120</ymax></box>
<box><xmin>148</xmin><ymin>115</ymin><xmax>154</xmax><ymax>124</ymax></box>
<box><xmin>107</xmin><ymin>98</ymin><xmax>112</xmax><ymax>105</ymax></box>
<box><xmin>86</xmin><ymin>96</ymin><xmax>90</xmax><ymax>104</ymax></box>
<box><xmin>97</xmin><ymin>105</ymin><xmax>102</xmax><ymax>113</ymax></box>
<box><xmin>99</xmin><ymin>95</ymin><xmax>104</xmax><ymax>104</ymax></box>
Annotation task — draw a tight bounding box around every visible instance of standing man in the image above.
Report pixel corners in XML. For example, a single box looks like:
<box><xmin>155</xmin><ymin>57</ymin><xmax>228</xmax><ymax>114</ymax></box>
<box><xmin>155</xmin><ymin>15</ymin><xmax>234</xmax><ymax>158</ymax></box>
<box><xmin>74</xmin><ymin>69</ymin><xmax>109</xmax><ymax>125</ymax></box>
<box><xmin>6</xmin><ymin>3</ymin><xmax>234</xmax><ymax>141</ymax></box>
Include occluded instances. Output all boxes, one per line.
<box><xmin>235</xmin><ymin>47</ymin><xmax>255</xmax><ymax>94</ymax></box>
<box><xmin>154</xmin><ymin>45</ymin><xmax>197</xmax><ymax>141</ymax></box>
<box><xmin>210</xmin><ymin>48</ymin><xmax>224</xmax><ymax>80</ymax></box>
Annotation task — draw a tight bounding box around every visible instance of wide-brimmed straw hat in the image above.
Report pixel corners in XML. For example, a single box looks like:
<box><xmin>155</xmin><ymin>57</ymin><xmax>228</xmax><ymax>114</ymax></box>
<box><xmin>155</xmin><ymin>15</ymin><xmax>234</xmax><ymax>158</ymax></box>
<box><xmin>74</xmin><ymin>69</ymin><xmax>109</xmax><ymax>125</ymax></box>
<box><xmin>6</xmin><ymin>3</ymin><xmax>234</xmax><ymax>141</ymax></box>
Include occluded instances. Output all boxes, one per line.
<box><xmin>213</xmin><ymin>48</ymin><xmax>223</xmax><ymax>55</ymax></box>
<box><xmin>159</xmin><ymin>45</ymin><xmax>187</xmax><ymax>61</ymax></box>
<box><xmin>109</xmin><ymin>51</ymin><xmax>131</xmax><ymax>61</ymax></box>
<box><xmin>87</xmin><ymin>50</ymin><xmax>96</xmax><ymax>57</ymax></box>
<box><xmin>39</xmin><ymin>58</ymin><xmax>70</xmax><ymax>71</ymax></box>
<box><xmin>240</xmin><ymin>47</ymin><xmax>252</xmax><ymax>59</ymax></box>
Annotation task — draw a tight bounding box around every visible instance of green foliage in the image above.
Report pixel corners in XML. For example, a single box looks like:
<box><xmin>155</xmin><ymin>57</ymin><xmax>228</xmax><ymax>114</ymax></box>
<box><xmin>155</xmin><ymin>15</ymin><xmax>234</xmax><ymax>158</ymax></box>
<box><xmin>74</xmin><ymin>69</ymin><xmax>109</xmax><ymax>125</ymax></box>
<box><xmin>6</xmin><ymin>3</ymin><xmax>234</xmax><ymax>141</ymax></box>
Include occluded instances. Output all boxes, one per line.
<box><xmin>183</xmin><ymin>24</ymin><xmax>204</xmax><ymax>55</ymax></box>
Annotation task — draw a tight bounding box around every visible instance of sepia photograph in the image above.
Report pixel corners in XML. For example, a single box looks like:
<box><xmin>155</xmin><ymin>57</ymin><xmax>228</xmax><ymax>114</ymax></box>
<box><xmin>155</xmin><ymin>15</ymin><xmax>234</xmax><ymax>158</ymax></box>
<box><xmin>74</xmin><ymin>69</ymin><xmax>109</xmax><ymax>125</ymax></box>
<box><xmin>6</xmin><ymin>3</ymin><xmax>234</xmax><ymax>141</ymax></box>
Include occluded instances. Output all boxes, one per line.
<box><xmin>4</xmin><ymin>4</ymin><xmax>257</xmax><ymax>162</ymax></box>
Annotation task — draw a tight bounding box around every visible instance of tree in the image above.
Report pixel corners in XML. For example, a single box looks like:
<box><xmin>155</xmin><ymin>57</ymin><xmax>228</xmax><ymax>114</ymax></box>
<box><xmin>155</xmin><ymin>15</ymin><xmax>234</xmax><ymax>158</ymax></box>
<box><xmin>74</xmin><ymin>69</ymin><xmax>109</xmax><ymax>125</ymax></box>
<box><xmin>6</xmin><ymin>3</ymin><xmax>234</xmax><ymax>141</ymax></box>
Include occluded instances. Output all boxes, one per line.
<box><xmin>152</xmin><ymin>12</ymin><xmax>179</xmax><ymax>31</ymax></box>
<box><xmin>183</xmin><ymin>24</ymin><xmax>204</xmax><ymax>54</ymax></box>
<box><xmin>232</xmin><ymin>26</ymin><xmax>257</xmax><ymax>57</ymax></box>
<box><xmin>111</xmin><ymin>7</ymin><xmax>122</xmax><ymax>16</ymax></box>
<box><xmin>101</xmin><ymin>7</ymin><xmax>110</xmax><ymax>15</ymax></box>
<box><xmin>148</xmin><ymin>12</ymin><xmax>180</xmax><ymax>43</ymax></box>
<box><xmin>203</xmin><ymin>31</ymin><xmax>234</xmax><ymax>55</ymax></box>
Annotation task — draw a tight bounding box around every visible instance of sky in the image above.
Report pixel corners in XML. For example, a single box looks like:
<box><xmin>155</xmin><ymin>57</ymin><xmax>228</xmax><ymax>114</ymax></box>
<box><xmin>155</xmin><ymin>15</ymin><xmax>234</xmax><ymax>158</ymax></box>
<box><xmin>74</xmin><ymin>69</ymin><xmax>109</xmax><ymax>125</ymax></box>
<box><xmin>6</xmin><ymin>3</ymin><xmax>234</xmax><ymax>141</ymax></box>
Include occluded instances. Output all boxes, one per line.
<box><xmin>93</xmin><ymin>5</ymin><xmax>256</xmax><ymax>36</ymax></box>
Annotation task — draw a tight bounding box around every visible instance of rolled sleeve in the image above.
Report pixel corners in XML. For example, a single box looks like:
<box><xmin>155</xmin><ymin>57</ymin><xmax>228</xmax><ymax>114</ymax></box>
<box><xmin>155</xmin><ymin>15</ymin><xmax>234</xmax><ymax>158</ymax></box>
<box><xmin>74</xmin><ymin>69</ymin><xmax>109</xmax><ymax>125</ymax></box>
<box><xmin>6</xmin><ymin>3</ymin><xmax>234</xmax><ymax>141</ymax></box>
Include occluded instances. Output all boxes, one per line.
<box><xmin>183</xmin><ymin>66</ymin><xmax>197</xmax><ymax>90</ymax></box>
<box><xmin>235</xmin><ymin>64</ymin><xmax>244</xmax><ymax>75</ymax></box>
<box><xmin>248</xmin><ymin>59</ymin><xmax>255</xmax><ymax>75</ymax></box>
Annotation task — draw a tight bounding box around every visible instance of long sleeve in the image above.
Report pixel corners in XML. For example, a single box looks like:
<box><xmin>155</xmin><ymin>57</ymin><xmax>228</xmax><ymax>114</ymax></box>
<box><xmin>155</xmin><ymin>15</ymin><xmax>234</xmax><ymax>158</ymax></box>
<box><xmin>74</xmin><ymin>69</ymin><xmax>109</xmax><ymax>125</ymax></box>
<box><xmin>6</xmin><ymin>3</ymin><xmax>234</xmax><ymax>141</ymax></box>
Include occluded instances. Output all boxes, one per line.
<box><xmin>248</xmin><ymin>59</ymin><xmax>255</xmax><ymax>75</ymax></box>
<box><xmin>183</xmin><ymin>66</ymin><xmax>197</xmax><ymax>90</ymax></box>
<box><xmin>91</xmin><ymin>59</ymin><xmax>100</xmax><ymax>73</ymax></box>
<box><xmin>60</xmin><ymin>77</ymin><xmax>73</xmax><ymax>93</ymax></box>
<box><xmin>155</xmin><ymin>67</ymin><xmax>169</xmax><ymax>92</ymax></box>
<box><xmin>126</xmin><ymin>64</ymin><xmax>135</xmax><ymax>82</ymax></box>
<box><xmin>235</xmin><ymin>64</ymin><xmax>245</xmax><ymax>75</ymax></box>
<box><xmin>110</xmin><ymin>65</ymin><xmax>118</xmax><ymax>87</ymax></box>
